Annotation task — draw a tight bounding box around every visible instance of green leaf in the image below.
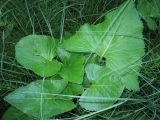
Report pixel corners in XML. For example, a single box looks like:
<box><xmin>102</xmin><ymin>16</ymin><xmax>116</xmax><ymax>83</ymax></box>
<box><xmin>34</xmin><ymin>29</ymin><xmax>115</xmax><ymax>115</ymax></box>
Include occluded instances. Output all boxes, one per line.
<box><xmin>79</xmin><ymin>75</ymin><xmax>124</xmax><ymax>111</ymax></box>
<box><xmin>4</xmin><ymin>80</ymin><xmax>76</xmax><ymax>119</ymax></box>
<box><xmin>85</xmin><ymin>64</ymin><xmax>107</xmax><ymax>82</ymax></box>
<box><xmin>2</xmin><ymin>107</ymin><xmax>34</xmax><ymax>120</ymax></box>
<box><xmin>15</xmin><ymin>35</ymin><xmax>62</xmax><ymax>77</ymax></box>
<box><xmin>63</xmin><ymin>0</ymin><xmax>144</xmax><ymax>70</ymax></box>
<box><xmin>137</xmin><ymin>0</ymin><xmax>160</xmax><ymax>30</ymax></box>
<box><xmin>84</xmin><ymin>54</ymin><xmax>99</xmax><ymax>65</ymax></box>
<box><xmin>57</xmin><ymin>47</ymin><xmax>71</xmax><ymax>64</ymax></box>
<box><xmin>137</xmin><ymin>0</ymin><xmax>160</xmax><ymax>18</ymax></box>
<box><xmin>59</xmin><ymin>52</ymin><xmax>85</xmax><ymax>84</ymax></box>
<box><xmin>63</xmin><ymin>0</ymin><xmax>144</xmax><ymax>91</ymax></box>
<box><xmin>145</xmin><ymin>18</ymin><xmax>157</xmax><ymax>30</ymax></box>
<box><xmin>120</xmin><ymin>69</ymin><xmax>140</xmax><ymax>91</ymax></box>
<box><xmin>86</xmin><ymin>63</ymin><xmax>140</xmax><ymax>91</ymax></box>
<box><xmin>63</xmin><ymin>83</ymin><xmax>84</xmax><ymax>97</ymax></box>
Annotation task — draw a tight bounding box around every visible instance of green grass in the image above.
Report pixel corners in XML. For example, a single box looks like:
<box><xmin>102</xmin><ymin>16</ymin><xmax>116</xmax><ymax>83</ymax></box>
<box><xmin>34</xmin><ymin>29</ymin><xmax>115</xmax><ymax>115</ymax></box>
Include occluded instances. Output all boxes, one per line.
<box><xmin>0</xmin><ymin>0</ymin><xmax>160</xmax><ymax>119</ymax></box>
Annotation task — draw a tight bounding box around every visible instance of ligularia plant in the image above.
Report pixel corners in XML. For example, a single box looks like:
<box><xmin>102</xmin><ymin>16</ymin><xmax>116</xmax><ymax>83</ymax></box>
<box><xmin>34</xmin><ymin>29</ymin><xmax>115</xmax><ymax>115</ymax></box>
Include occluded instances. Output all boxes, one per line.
<box><xmin>3</xmin><ymin>0</ymin><xmax>145</xmax><ymax>119</ymax></box>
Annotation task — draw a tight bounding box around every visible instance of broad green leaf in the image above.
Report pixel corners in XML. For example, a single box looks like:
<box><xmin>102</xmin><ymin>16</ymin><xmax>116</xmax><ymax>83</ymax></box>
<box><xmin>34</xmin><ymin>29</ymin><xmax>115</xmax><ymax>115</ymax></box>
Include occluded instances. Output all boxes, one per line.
<box><xmin>137</xmin><ymin>0</ymin><xmax>160</xmax><ymax>30</ymax></box>
<box><xmin>86</xmin><ymin>63</ymin><xmax>140</xmax><ymax>91</ymax></box>
<box><xmin>79</xmin><ymin>75</ymin><xmax>124</xmax><ymax>111</ymax></box>
<box><xmin>63</xmin><ymin>0</ymin><xmax>144</xmax><ymax>71</ymax></box>
<box><xmin>63</xmin><ymin>0</ymin><xmax>144</xmax><ymax>91</ymax></box>
<box><xmin>15</xmin><ymin>35</ymin><xmax>61</xmax><ymax>77</ymax></box>
<box><xmin>4</xmin><ymin>80</ymin><xmax>76</xmax><ymax>119</ymax></box>
<box><xmin>2</xmin><ymin>107</ymin><xmax>34</xmax><ymax>120</ymax></box>
<box><xmin>58</xmin><ymin>51</ymin><xmax>85</xmax><ymax>84</ymax></box>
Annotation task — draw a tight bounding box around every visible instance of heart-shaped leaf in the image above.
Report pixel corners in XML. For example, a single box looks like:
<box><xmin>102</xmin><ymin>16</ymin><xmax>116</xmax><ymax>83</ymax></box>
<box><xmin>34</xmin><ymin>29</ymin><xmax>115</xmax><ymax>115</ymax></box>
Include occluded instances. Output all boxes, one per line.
<box><xmin>16</xmin><ymin>35</ymin><xmax>62</xmax><ymax>77</ymax></box>
<box><xmin>62</xmin><ymin>0</ymin><xmax>144</xmax><ymax>91</ymax></box>
<box><xmin>4</xmin><ymin>80</ymin><xmax>76</xmax><ymax>119</ymax></box>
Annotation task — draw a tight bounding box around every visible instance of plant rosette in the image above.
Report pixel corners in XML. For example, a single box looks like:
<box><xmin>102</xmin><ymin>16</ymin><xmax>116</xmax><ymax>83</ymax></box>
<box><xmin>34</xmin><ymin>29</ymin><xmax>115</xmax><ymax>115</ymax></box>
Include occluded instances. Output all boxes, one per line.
<box><xmin>3</xmin><ymin>0</ymin><xmax>145</xmax><ymax>119</ymax></box>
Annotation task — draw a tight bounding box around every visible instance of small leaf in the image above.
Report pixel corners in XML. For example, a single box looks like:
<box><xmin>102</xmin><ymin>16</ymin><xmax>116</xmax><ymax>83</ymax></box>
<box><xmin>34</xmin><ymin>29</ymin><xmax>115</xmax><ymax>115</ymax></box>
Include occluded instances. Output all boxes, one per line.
<box><xmin>79</xmin><ymin>75</ymin><xmax>124</xmax><ymax>111</ymax></box>
<box><xmin>16</xmin><ymin>35</ymin><xmax>62</xmax><ymax>77</ymax></box>
<box><xmin>137</xmin><ymin>0</ymin><xmax>160</xmax><ymax>30</ymax></box>
<box><xmin>2</xmin><ymin>107</ymin><xmax>34</xmax><ymax>120</ymax></box>
<box><xmin>63</xmin><ymin>83</ymin><xmax>84</xmax><ymax>97</ymax></box>
<box><xmin>4</xmin><ymin>80</ymin><xmax>76</xmax><ymax>119</ymax></box>
<box><xmin>145</xmin><ymin>17</ymin><xmax>157</xmax><ymax>30</ymax></box>
<box><xmin>137</xmin><ymin>0</ymin><xmax>160</xmax><ymax>18</ymax></box>
<box><xmin>59</xmin><ymin>53</ymin><xmax>85</xmax><ymax>84</ymax></box>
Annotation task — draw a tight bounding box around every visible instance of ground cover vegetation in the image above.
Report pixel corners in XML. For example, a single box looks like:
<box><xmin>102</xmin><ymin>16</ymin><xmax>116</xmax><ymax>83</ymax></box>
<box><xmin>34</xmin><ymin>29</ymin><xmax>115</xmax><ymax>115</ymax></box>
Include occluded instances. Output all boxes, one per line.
<box><xmin>0</xmin><ymin>0</ymin><xmax>160</xmax><ymax>119</ymax></box>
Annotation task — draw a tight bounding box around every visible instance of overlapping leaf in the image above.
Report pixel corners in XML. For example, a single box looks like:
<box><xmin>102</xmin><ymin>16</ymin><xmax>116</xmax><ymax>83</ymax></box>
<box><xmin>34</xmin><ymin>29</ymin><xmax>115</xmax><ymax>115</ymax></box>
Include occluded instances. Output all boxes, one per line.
<box><xmin>2</xmin><ymin>107</ymin><xmax>34</xmax><ymax>120</ymax></box>
<box><xmin>16</xmin><ymin>35</ymin><xmax>62</xmax><ymax>77</ymax></box>
<box><xmin>5</xmin><ymin>0</ymin><xmax>146</xmax><ymax>115</ymax></box>
<box><xmin>63</xmin><ymin>83</ymin><xmax>84</xmax><ymax>97</ymax></box>
<box><xmin>63</xmin><ymin>0</ymin><xmax>144</xmax><ymax>91</ymax></box>
<box><xmin>79</xmin><ymin>73</ymin><xmax>124</xmax><ymax>111</ymax></box>
<box><xmin>85</xmin><ymin>64</ymin><xmax>107</xmax><ymax>82</ymax></box>
<box><xmin>57</xmin><ymin>47</ymin><xmax>85</xmax><ymax>84</ymax></box>
<box><xmin>4</xmin><ymin>80</ymin><xmax>76</xmax><ymax>119</ymax></box>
